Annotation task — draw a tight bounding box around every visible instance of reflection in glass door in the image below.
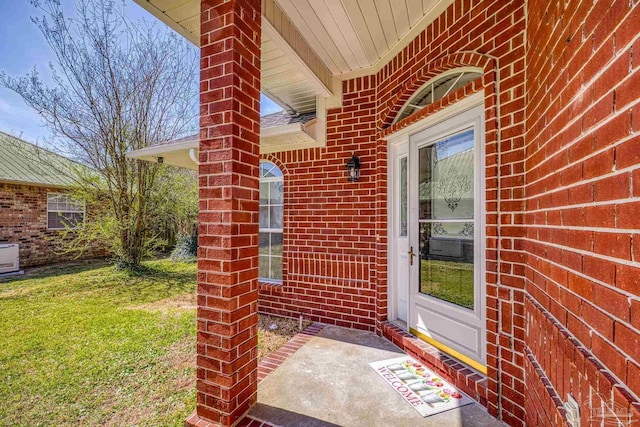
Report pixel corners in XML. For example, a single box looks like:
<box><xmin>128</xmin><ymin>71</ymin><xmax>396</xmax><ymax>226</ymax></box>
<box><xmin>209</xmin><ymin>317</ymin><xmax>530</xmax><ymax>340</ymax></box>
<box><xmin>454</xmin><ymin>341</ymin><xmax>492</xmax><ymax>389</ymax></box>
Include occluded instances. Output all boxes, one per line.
<box><xmin>418</xmin><ymin>129</ymin><xmax>475</xmax><ymax>309</ymax></box>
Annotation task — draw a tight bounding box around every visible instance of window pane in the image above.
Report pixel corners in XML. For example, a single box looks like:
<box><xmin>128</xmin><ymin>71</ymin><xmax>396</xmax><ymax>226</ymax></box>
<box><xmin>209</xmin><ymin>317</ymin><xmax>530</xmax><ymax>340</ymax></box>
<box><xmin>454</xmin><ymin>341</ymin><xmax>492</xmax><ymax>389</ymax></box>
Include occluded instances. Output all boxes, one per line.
<box><xmin>431</xmin><ymin>75</ymin><xmax>456</xmax><ymax>102</ymax></box>
<box><xmin>260</xmin><ymin>182</ymin><xmax>269</xmax><ymax>204</ymax></box>
<box><xmin>69</xmin><ymin>202</ymin><xmax>83</xmax><ymax>212</ymax></box>
<box><xmin>399</xmin><ymin>156</ymin><xmax>407</xmax><ymax>237</ymax></box>
<box><xmin>47</xmin><ymin>194</ymin><xmax>58</xmax><ymax>209</ymax></box>
<box><xmin>419</xmin><ymin>222</ymin><xmax>474</xmax><ymax>309</ymax></box>
<box><xmin>259</xmin><ymin>255</ymin><xmax>270</xmax><ymax>279</ymax></box>
<box><xmin>396</xmin><ymin>72</ymin><xmax>483</xmax><ymax>123</ymax></box>
<box><xmin>261</xmin><ymin>162</ymin><xmax>282</xmax><ymax>178</ymax></box>
<box><xmin>270</xmin><ymin>256</ymin><xmax>282</xmax><ymax>281</ymax></box>
<box><xmin>269</xmin><ymin>181</ymin><xmax>283</xmax><ymax>204</ymax></box>
<box><xmin>65</xmin><ymin>212</ymin><xmax>84</xmax><ymax>227</ymax></box>
<box><xmin>270</xmin><ymin>206</ymin><xmax>283</xmax><ymax>229</ymax></box>
<box><xmin>271</xmin><ymin>233</ymin><xmax>282</xmax><ymax>255</ymax></box>
<box><xmin>259</xmin><ymin>206</ymin><xmax>269</xmax><ymax>228</ymax></box>
<box><xmin>49</xmin><ymin>212</ymin><xmax>84</xmax><ymax>229</ymax></box>
<box><xmin>259</xmin><ymin>233</ymin><xmax>269</xmax><ymax>255</ymax></box>
<box><xmin>47</xmin><ymin>212</ymin><xmax>60</xmax><ymax>229</ymax></box>
<box><xmin>258</xmin><ymin>160</ymin><xmax>284</xmax><ymax>283</ymax></box>
<box><xmin>419</xmin><ymin>129</ymin><xmax>474</xmax><ymax>220</ymax></box>
<box><xmin>59</xmin><ymin>198</ymin><xmax>70</xmax><ymax>211</ymax></box>
<box><xmin>47</xmin><ymin>194</ymin><xmax>83</xmax><ymax>212</ymax></box>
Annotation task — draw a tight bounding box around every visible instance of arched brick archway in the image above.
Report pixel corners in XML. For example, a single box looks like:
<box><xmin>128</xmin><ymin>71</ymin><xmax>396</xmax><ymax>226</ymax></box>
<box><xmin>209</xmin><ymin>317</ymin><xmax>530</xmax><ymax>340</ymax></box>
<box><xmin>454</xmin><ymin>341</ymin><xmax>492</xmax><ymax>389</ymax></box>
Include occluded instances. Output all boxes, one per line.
<box><xmin>259</xmin><ymin>154</ymin><xmax>289</xmax><ymax>176</ymax></box>
<box><xmin>379</xmin><ymin>52</ymin><xmax>495</xmax><ymax>128</ymax></box>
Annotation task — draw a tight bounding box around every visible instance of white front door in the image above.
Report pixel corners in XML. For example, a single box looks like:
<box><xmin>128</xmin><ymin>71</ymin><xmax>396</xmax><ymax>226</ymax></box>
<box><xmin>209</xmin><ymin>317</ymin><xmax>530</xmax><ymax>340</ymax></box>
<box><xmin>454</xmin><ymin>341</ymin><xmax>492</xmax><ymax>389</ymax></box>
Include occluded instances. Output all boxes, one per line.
<box><xmin>407</xmin><ymin>104</ymin><xmax>486</xmax><ymax>372</ymax></box>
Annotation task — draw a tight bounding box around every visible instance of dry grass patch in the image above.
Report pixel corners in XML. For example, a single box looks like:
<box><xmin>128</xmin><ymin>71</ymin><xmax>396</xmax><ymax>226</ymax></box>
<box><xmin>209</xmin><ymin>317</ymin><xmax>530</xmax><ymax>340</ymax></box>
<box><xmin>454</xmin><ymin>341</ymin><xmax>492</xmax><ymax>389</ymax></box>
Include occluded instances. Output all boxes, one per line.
<box><xmin>126</xmin><ymin>293</ymin><xmax>197</xmax><ymax>314</ymax></box>
<box><xmin>258</xmin><ymin>314</ymin><xmax>312</xmax><ymax>360</ymax></box>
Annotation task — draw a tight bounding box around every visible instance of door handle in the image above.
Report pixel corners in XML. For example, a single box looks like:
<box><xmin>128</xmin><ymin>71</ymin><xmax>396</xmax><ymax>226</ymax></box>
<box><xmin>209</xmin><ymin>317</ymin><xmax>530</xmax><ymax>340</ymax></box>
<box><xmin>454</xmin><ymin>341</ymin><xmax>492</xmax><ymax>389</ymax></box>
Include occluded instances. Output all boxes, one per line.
<box><xmin>408</xmin><ymin>246</ymin><xmax>416</xmax><ymax>266</ymax></box>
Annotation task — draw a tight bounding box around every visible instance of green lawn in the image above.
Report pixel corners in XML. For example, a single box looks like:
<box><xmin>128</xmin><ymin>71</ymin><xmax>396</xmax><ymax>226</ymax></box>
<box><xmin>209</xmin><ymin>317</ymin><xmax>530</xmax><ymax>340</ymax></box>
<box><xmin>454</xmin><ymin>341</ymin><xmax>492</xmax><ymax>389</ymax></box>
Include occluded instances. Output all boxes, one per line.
<box><xmin>0</xmin><ymin>259</ymin><xmax>306</xmax><ymax>427</ymax></box>
<box><xmin>0</xmin><ymin>260</ymin><xmax>198</xmax><ymax>427</ymax></box>
<box><xmin>420</xmin><ymin>259</ymin><xmax>474</xmax><ymax>309</ymax></box>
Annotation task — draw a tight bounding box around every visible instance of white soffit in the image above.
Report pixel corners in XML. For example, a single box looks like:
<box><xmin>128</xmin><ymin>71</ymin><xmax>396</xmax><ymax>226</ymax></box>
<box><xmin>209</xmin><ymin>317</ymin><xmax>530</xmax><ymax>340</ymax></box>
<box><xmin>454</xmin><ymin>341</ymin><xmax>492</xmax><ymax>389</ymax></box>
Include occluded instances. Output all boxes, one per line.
<box><xmin>134</xmin><ymin>0</ymin><xmax>334</xmax><ymax>114</ymax></box>
<box><xmin>274</xmin><ymin>0</ymin><xmax>455</xmax><ymax>77</ymax></box>
<box><xmin>135</xmin><ymin>0</ymin><xmax>455</xmax><ymax>89</ymax></box>
<box><xmin>262</xmin><ymin>33</ymin><xmax>318</xmax><ymax>113</ymax></box>
<box><xmin>126</xmin><ymin>123</ymin><xmax>320</xmax><ymax>170</ymax></box>
<box><xmin>135</xmin><ymin>0</ymin><xmax>200</xmax><ymax>45</ymax></box>
<box><xmin>126</xmin><ymin>138</ymin><xmax>199</xmax><ymax>170</ymax></box>
<box><xmin>261</xmin><ymin>121</ymin><xmax>323</xmax><ymax>154</ymax></box>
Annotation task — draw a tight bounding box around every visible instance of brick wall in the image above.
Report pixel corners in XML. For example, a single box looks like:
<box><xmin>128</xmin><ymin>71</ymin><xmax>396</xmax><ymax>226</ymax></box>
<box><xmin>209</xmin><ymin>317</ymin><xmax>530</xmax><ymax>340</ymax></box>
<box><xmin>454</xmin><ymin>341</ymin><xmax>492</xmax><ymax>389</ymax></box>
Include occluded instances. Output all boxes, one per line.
<box><xmin>187</xmin><ymin>0</ymin><xmax>640</xmax><ymax>425</ymax></box>
<box><xmin>0</xmin><ymin>182</ymin><xmax>105</xmax><ymax>267</ymax></box>
<box><xmin>259</xmin><ymin>0</ymin><xmax>528</xmax><ymax>423</ymax></box>
<box><xmin>258</xmin><ymin>77</ymin><xmax>379</xmax><ymax>331</ymax></box>
<box><xmin>190</xmin><ymin>0</ymin><xmax>262</xmax><ymax>425</ymax></box>
<box><xmin>525</xmin><ymin>0</ymin><xmax>640</xmax><ymax>425</ymax></box>
<box><xmin>378</xmin><ymin>3</ymin><xmax>528</xmax><ymax>424</ymax></box>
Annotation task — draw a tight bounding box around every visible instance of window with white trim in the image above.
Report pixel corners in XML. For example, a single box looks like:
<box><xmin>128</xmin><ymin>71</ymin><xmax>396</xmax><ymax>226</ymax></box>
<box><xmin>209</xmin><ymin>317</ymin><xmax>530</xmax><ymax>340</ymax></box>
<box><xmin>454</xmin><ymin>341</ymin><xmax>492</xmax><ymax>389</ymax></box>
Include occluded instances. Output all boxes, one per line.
<box><xmin>259</xmin><ymin>161</ymin><xmax>283</xmax><ymax>282</ymax></box>
<box><xmin>47</xmin><ymin>193</ymin><xmax>85</xmax><ymax>230</ymax></box>
<box><xmin>394</xmin><ymin>69</ymin><xmax>484</xmax><ymax>124</ymax></box>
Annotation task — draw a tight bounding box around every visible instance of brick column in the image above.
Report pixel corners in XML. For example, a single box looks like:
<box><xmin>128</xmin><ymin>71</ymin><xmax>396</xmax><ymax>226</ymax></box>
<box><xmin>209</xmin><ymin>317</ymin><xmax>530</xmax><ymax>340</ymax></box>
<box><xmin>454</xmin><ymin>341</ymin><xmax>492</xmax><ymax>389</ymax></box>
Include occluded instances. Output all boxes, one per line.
<box><xmin>186</xmin><ymin>1</ymin><xmax>261</xmax><ymax>426</ymax></box>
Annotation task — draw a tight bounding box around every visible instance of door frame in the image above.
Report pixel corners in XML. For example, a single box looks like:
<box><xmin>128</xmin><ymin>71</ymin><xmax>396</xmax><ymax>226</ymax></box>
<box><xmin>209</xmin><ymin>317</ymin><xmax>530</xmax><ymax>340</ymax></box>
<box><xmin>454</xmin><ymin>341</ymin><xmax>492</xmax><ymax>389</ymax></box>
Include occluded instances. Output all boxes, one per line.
<box><xmin>386</xmin><ymin>91</ymin><xmax>486</xmax><ymax>369</ymax></box>
<box><xmin>388</xmin><ymin>140</ymin><xmax>409</xmax><ymax>323</ymax></box>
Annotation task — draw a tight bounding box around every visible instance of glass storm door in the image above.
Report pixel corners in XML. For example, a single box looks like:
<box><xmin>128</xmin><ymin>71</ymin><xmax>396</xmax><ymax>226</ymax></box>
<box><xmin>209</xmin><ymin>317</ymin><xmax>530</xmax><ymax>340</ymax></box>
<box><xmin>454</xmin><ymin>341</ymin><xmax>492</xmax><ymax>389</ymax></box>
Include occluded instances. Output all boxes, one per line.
<box><xmin>408</xmin><ymin>105</ymin><xmax>486</xmax><ymax>372</ymax></box>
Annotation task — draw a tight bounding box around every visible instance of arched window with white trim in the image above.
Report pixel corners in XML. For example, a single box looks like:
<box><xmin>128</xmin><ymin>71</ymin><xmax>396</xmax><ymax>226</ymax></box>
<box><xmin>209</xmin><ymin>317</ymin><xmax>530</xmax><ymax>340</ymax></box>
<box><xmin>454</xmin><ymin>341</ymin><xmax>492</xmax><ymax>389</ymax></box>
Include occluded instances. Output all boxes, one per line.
<box><xmin>259</xmin><ymin>161</ymin><xmax>283</xmax><ymax>283</ymax></box>
<box><xmin>394</xmin><ymin>68</ymin><xmax>484</xmax><ymax>124</ymax></box>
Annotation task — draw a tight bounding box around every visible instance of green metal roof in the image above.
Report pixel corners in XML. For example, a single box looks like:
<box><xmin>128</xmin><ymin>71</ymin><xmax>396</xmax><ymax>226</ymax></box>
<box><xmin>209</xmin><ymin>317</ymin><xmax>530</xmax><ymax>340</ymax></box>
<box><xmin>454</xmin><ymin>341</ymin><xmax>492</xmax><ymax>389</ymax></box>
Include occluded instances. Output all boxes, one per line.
<box><xmin>0</xmin><ymin>131</ymin><xmax>82</xmax><ymax>187</ymax></box>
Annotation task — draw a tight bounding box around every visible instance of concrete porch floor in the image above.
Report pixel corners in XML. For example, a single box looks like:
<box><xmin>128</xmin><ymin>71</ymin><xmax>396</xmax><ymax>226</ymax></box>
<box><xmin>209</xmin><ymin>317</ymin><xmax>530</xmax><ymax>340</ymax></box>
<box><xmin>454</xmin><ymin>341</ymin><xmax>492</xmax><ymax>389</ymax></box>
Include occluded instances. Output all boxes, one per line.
<box><xmin>248</xmin><ymin>325</ymin><xmax>506</xmax><ymax>427</ymax></box>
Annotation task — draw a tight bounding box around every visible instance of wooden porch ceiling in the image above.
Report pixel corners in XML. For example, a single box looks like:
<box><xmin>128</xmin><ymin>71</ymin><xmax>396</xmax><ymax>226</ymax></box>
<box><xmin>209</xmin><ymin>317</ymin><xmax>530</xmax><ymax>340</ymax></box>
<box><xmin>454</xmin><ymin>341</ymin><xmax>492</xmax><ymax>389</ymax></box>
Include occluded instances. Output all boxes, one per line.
<box><xmin>134</xmin><ymin>0</ymin><xmax>453</xmax><ymax>112</ymax></box>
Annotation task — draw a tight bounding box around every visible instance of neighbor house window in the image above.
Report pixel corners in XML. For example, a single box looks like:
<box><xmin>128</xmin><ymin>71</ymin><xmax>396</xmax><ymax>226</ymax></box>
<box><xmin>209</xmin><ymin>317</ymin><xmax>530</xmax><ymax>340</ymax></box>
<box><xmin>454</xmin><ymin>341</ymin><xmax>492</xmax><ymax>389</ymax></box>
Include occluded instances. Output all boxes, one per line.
<box><xmin>394</xmin><ymin>69</ymin><xmax>483</xmax><ymax>124</ymax></box>
<box><xmin>47</xmin><ymin>193</ymin><xmax>85</xmax><ymax>230</ymax></box>
<box><xmin>259</xmin><ymin>161</ymin><xmax>283</xmax><ymax>282</ymax></box>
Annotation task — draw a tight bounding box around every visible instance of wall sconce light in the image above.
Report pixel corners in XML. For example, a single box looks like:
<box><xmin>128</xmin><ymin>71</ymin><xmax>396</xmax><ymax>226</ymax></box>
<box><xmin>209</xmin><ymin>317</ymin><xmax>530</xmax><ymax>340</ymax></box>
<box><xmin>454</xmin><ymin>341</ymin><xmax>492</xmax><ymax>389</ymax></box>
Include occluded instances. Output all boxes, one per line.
<box><xmin>346</xmin><ymin>154</ymin><xmax>361</xmax><ymax>182</ymax></box>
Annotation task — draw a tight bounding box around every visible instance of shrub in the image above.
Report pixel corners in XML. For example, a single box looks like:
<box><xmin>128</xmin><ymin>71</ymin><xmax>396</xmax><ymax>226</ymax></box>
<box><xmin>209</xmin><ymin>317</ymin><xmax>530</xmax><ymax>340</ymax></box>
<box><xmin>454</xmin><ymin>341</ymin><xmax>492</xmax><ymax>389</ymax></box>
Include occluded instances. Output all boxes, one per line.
<box><xmin>171</xmin><ymin>233</ymin><xmax>197</xmax><ymax>261</ymax></box>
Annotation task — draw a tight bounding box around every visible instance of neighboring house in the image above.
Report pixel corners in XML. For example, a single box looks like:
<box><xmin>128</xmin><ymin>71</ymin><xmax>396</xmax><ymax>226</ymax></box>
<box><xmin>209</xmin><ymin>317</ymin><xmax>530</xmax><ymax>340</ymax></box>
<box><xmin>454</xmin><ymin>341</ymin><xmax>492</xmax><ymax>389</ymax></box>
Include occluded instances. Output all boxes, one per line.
<box><xmin>0</xmin><ymin>131</ymin><xmax>102</xmax><ymax>267</ymax></box>
<box><xmin>129</xmin><ymin>2</ymin><xmax>640</xmax><ymax>427</ymax></box>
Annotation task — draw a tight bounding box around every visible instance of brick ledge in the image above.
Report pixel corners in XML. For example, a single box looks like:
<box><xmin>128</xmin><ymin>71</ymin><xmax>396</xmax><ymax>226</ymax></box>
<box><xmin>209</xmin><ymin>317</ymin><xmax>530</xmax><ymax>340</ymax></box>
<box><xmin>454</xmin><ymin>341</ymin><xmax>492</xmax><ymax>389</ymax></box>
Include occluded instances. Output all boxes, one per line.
<box><xmin>381</xmin><ymin>321</ymin><xmax>488</xmax><ymax>407</ymax></box>
<box><xmin>257</xmin><ymin>322</ymin><xmax>326</xmax><ymax>382</ymax></box>
<box><xmin>258</xmin><ymin>281</ymin><xmax>283</xmax><ymax>294</ymax></box>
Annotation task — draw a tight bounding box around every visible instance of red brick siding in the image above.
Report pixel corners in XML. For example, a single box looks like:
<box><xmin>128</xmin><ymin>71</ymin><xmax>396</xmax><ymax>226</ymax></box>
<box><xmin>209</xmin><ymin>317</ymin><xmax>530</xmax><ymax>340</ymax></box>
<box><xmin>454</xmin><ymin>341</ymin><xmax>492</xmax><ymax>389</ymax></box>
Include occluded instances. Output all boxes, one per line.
<box><xmin>258</xmin><ymin>76</ymin><xmax>378</xmax><ymax>331</ymax></box>
<box><xmin>191</xmin><ymin>0</ymin><xmax>262</xmax><ymax>426</ymax></box>
<box><xmin>525</xmin><ymin>0</ymin><xmax>640</xmax><ymax>424</ymax></box>
<box><xmin>0</xmin><ymin>183</ymin><xmax>105</xmax><ymax>267</ymax></box>
<box><xmin>377</xmin><ymin>1</ymin><xmax>527</xmax><ymax>424</ymax></box>
<box><xmin>258</xmin><ymin>1</ymin><xmax>528</xmax><ymax>424</ymax></box>
<box><xmin>197</xmin><ymin>0</ymin><xmax>640</xmax><ymax>425</ymax></box>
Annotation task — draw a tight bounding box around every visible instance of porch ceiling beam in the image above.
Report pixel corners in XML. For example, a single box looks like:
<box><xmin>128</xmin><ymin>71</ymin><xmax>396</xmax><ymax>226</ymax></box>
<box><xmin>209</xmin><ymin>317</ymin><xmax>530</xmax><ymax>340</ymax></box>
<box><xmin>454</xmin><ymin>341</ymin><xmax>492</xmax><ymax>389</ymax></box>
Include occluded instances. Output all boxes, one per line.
<box><xmin>262</xmin><ymin>0</ymin><xmax>335</xmax><ymax>98</ymax></box>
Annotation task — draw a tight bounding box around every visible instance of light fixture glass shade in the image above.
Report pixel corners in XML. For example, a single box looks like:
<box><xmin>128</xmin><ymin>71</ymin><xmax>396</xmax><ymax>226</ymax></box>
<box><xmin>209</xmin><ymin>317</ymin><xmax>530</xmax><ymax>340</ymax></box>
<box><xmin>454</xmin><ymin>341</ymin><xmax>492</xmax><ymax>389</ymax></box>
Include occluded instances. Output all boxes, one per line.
<box><xmin>346</xmin><ymin>155</ymin><xmax>361</xmax><ymax>181</ymax></box>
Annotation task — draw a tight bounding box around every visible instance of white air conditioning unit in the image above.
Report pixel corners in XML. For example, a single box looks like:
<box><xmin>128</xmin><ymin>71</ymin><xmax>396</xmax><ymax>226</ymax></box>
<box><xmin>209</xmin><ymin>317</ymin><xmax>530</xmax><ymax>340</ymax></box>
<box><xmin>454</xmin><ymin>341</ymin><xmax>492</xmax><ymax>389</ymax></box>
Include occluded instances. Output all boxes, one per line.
<box><xmin>0</xmin><ymin>244</ymin><xmax>20</xmax><ymax>274</ymax></box>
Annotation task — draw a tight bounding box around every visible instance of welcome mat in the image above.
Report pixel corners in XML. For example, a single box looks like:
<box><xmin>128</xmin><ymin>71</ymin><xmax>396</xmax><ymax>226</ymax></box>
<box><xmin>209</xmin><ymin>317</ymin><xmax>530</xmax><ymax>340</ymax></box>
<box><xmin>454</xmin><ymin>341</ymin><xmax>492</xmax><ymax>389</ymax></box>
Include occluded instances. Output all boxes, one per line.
<box><xmin>369</xmin><ymin>356</ymin><xmax>473</xmax><ymax>417</ymax></box>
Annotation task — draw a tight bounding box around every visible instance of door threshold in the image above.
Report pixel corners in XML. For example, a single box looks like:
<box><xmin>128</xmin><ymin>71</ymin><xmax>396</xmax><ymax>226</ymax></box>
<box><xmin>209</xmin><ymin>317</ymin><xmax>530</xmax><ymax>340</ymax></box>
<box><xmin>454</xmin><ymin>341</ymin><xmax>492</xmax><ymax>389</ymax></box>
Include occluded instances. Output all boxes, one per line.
<box><xmin>390</xmin><ymin>318</ymin><xmax>409</xmax><ymax>332</ymax></box>
<box><xmin>409</xmin><ymin>327</ymin><xmax>487</xmax><ymax>375</ymax></box>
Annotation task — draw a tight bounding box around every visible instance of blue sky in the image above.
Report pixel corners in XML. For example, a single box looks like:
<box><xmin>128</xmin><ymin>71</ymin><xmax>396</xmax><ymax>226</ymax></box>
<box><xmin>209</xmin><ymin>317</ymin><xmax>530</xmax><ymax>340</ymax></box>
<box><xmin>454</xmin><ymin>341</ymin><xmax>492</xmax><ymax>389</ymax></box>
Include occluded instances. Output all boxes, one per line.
<box><xmin>0</xmin><ymin>0</ymin><xmax>282</xmax><ymax>144</ymax></box>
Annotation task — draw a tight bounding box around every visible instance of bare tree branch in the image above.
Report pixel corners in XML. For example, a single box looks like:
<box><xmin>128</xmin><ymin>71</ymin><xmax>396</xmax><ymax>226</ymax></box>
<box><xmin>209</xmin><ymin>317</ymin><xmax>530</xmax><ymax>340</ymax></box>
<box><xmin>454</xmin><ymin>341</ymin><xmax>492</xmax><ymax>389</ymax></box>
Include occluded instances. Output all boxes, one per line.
<box><xmin>0</xmin><ymin>0</ymin><xmax>198</xmax><ymax>268</ymax></box>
